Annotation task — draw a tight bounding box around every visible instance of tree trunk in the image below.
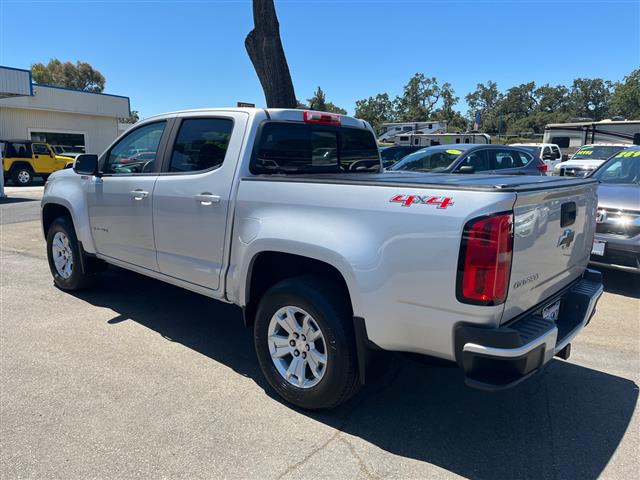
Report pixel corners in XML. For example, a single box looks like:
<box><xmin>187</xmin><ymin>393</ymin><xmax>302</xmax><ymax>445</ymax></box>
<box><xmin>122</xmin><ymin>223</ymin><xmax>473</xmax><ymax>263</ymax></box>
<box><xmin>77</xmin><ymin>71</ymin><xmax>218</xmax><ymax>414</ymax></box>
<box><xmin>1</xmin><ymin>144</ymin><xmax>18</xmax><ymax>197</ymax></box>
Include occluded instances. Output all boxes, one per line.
<box><xmin>245</xmin><ymin>0</ymin><xmax>297</xmax><ymax>108</ymax></box>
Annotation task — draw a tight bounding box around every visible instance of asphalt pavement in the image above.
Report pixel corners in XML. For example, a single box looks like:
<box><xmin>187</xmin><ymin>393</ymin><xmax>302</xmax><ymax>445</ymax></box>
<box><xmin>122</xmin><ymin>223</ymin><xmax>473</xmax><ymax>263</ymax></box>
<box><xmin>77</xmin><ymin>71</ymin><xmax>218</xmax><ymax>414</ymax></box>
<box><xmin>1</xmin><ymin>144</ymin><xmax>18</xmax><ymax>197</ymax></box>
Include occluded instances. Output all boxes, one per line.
<box><xmin>0</xmin><ymin>187</ymin><xmax>638</xmax><ymax>479</ymax></box>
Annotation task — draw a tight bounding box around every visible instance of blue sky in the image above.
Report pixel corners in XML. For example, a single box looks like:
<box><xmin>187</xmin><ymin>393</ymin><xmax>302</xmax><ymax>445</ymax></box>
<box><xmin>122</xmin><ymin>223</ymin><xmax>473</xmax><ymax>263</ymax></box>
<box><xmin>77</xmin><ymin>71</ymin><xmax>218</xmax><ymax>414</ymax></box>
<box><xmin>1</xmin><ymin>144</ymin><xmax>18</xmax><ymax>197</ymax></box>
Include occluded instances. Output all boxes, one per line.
<box><xmin>1</xmin><ymin>0</ymin><xmax>638</xmax><ymax>118</ymax></box>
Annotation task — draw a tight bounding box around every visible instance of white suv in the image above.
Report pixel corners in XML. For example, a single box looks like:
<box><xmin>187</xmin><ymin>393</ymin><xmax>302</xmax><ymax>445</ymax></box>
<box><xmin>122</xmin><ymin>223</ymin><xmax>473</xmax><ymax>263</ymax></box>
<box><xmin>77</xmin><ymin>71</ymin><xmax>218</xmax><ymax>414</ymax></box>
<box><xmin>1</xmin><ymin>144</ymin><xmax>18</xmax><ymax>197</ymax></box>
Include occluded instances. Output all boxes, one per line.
<box><xmin>512</xmin><ymin>143</ymin><xmax>562</xmax><ymax>174</ymax></box>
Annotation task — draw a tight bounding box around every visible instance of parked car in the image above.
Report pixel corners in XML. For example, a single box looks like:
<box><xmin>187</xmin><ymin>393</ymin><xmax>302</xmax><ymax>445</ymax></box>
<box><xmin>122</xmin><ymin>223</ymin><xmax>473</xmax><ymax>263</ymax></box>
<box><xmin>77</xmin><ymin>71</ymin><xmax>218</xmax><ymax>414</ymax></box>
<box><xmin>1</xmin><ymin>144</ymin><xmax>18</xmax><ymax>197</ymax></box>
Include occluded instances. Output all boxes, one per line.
<box><xmin>52</xmin><ymin>145</ymin><xmax>84</xmax><ymax>159</ymax></box>
<box><xmin>588</xmin><ymin>147</ymin><xmax>640</xmax><ymax>273</ymax></box>
<box><xmin>1</xmin><ymin>139</ymin><xmax>73</xmax><ymax>185</ymax></box>
<box><xmin>390</xmin><ymin>144</ymin><xmax>547</xmax><ymax>175</ymax></box>
<box><xmin>41</xmin><ymin>108</ymin><xmax>602</xmax><ymax>410</ymax></box>
<box><xmin>512</xmin><ymin>143</ymin><xmax>563</xmax><ymax>173</ymax></box>
<box><xmin>553</xmin><ymin>144</ymin><xmax>628</xmax><ymax>177</ymax></box>
<box><xmin>379</xmin><ymin>145</ymin><xmax>423</xmax><ymax>167</ymax></box>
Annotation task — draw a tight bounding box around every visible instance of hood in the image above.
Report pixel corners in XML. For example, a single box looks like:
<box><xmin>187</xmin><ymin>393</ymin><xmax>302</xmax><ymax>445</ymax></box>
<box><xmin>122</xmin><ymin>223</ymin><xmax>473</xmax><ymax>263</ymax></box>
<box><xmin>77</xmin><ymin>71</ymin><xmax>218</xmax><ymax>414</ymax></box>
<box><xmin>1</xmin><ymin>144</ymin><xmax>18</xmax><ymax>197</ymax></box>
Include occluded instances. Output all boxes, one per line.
<box><xmin>562</xmin><ymin>159</ymin><xmax>606</xmax><ymax>169</ymax></box>
<box><xmin>597</xmin><ymin>183</ymin><xmax>640</xmax><ymax>211</ymax></box>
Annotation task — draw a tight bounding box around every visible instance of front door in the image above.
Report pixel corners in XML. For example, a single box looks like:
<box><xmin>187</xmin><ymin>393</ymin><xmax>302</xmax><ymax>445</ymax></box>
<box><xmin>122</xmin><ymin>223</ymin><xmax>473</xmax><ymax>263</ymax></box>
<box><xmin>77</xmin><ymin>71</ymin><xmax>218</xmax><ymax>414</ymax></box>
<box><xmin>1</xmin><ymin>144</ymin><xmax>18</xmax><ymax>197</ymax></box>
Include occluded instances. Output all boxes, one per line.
<box><xmin>31</xmin><ymin>143</ymin><xmax>56</xmax><ymax>173</ymax></box>
<box><xmin>152</xmin><ymin>113</ymin><xmax>247</xmax><ymax>291</ymax></box>
<box><xmin>87</xmin><ymin>121</ymin><xmax>169</xmax><ymax>271</ymax></box>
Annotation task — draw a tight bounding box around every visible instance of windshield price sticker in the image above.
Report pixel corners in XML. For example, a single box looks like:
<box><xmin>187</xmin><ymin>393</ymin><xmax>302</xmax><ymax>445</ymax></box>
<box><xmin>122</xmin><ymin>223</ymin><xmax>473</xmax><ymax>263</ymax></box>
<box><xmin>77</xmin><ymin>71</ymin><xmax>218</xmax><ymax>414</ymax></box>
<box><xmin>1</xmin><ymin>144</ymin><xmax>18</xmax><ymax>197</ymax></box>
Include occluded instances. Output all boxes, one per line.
<box><xmin>575</xmin><ymin>149</ymin><xmax>593</xmax><ymax>155</ymax></box>
<box><xmin>390</xmin><ymin>194</ymin><xmax>454</xmax><ymax>209</ymax></box>
<box><xmin>615</xmin><ymin>150</ymin><xmax>640</xmax><ymax>158</ymax></box>
<box><xmin>446</xmin><ymin>149</ymin><xmax>462</xmax><ymax>155</ymax></box>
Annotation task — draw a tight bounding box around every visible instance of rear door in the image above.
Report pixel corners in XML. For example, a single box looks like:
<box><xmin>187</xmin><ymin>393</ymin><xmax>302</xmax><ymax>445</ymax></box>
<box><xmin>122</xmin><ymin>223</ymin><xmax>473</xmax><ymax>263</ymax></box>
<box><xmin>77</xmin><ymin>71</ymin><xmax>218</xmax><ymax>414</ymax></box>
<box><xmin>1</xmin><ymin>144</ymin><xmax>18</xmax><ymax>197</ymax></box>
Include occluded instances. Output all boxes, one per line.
<box><xmin>152</xmin><ymin>112</ymin><xmax>247</xmax><ymax>291</ymax></box>
<box><xmin>501</xmin><ymin>181</ymin><xmax>598</xmax><ymax>322</ymax></box>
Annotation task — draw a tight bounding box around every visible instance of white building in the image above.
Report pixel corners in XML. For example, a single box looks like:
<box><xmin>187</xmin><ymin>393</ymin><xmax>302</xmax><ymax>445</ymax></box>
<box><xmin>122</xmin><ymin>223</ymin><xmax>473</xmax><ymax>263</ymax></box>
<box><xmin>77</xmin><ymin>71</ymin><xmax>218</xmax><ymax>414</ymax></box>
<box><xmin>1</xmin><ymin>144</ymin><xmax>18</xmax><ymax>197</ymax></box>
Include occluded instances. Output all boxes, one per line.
<box><xmin>0</xmin><ymin>65</ymin><xmax>130</xmax><ymax>156</ymax></box>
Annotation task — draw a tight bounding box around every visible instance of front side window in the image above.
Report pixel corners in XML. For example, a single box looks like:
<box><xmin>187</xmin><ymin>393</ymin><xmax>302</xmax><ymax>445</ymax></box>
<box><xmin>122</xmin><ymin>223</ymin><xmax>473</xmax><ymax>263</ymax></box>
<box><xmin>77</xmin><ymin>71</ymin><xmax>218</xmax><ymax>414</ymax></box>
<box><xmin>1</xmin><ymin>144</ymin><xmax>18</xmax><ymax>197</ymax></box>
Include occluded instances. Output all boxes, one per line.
<box><xmin>252</xmin><ymin>123</ymin><xmax>379</xmax><ymax>174</ymax></box>
<box><xmin>551</xmin><ymin>146</ymin><xmax>562</xmax><ymax>158</ymax></box>
<box><xmin>32</xmin><ymin>143</ymin><xmax>49</xmax><ymax>155</ymax></box>
<box><xmin>104</xmin><ymin>122</ymin><xmax>166</xmax><ymax>174</ymax></box>
<box><xmin>169</xmin><ymin>118</ymin><xmax>233</xmax><ymax>173</ymax></box>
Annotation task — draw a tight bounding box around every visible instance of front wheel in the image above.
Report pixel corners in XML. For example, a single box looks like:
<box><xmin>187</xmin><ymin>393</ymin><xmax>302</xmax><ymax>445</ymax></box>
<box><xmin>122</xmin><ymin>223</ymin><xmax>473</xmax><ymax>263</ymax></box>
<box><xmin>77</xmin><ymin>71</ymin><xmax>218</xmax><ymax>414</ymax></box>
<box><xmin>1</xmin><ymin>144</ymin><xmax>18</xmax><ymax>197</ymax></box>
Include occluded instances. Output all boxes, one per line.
<box><xmin>254</xmin><ymin>276</ymin><xmax>360</xmax><ymax>410</ymax></box>
<box><xmin>46</xmin><ymin>216</ymin><xmax>99</xmax><ymax>291</ymax></box>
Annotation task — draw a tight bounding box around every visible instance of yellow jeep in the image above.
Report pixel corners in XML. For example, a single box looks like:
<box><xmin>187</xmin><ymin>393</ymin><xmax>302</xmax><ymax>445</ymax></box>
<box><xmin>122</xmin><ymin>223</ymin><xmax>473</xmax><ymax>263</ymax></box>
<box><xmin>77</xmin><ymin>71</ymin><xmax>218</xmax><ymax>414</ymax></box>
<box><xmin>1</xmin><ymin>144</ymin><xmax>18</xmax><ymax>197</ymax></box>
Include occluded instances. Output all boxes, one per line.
<box><xmin>1</xmin><ymin>140</ymin><xmax>73</xmax><ymax>186</ymax></box>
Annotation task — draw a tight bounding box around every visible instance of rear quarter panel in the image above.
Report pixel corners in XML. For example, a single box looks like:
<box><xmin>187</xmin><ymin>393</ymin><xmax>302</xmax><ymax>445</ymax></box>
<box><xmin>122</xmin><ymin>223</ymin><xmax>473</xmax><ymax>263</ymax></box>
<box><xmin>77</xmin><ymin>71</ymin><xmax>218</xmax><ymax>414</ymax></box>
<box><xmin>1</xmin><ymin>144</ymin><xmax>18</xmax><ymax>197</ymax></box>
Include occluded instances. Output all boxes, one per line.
<box><xmin>229</xmin><ymin>178</ymin><xmax>517</xmax><ymax>359</ymax></box>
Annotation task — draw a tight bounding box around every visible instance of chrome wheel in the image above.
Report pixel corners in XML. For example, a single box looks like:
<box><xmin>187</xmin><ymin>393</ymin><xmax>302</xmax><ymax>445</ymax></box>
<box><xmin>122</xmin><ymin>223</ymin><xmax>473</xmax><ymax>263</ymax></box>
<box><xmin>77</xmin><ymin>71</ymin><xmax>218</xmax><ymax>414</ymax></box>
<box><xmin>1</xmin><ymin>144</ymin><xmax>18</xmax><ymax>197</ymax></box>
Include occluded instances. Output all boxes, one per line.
<box><xmin>268</xmin><ymin>306</ymin><xmax>327</xmax><ymax>388</ymax></box>
<box><xmin>51</xmin><ymin>232</ymin><xmax>74</xmax><ymax>279</ymax></box>
<box><xmin>17</xmin><ymin>170</ymin><xmax>31</xmax><ymax>184</ymax></box>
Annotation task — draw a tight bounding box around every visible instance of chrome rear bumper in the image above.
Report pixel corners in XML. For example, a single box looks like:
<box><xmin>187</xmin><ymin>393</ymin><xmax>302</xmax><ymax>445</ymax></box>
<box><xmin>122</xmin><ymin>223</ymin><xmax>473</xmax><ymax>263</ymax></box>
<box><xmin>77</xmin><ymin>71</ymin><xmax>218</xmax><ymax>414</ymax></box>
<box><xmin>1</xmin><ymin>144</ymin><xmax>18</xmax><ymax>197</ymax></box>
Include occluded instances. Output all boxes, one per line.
<box><xmin>454</xmin><ymin>269</ymin><xmax>603</xmax><ymax>390</ymax></box>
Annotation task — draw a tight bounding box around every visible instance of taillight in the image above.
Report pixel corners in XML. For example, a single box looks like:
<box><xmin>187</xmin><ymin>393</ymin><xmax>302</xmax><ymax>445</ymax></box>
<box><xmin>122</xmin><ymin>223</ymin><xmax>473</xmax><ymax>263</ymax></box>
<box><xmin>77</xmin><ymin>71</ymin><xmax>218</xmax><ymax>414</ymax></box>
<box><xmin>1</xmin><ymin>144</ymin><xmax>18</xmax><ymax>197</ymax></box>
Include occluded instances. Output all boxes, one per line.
<box><xmin>457</xmin><ymin>212</ymin><xmax>513</xmax><ymax>306</ymax></box>
<box><xmin>303</xmin><ymin>110</ymin><xmax>341</xmax><ymax>126</ymax></box>
<box><xmin>536</xmin><ymin>163</ymin><xmax>548</xmax><ymax>173</ymax></box>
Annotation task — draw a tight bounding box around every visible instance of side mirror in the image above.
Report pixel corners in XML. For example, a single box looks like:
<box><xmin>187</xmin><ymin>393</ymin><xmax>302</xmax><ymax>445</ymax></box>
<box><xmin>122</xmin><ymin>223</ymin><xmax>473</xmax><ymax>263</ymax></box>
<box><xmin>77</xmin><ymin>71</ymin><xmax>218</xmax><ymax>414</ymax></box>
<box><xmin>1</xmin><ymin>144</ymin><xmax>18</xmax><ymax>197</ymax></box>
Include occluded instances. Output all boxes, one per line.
<box><xmin>73</xmin><ymin>154</ymin><xmax>99</xmax><ymax>176</ymax></box>
<box><xmin>458</xmin><ymin>165</ymin><xmax>475</xmax><ymax>174</ymax></box>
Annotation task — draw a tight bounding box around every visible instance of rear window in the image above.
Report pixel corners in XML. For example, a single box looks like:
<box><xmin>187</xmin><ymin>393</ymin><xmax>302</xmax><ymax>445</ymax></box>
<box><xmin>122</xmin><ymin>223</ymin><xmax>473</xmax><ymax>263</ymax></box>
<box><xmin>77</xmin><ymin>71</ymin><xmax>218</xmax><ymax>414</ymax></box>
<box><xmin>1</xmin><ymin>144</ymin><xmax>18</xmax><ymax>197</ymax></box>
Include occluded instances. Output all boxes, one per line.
<box><xmin>252</xmin><ymin>123</ymin><xmax>380</xmax><ymax>174</ymax></box>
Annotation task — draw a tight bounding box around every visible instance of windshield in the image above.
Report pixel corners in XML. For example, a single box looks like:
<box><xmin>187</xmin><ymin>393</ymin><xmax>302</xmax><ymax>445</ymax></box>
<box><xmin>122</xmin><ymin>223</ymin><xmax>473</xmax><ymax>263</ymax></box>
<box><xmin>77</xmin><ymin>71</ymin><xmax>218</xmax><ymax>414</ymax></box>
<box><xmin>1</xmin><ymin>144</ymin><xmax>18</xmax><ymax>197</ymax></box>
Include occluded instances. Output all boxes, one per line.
<box><xmin>573</xmin><ymin>145</ymin><xmax>626</xmax><ymax>160</ymax></box>
<box><xmin>592</xmin><ymin>150</ymin><xmax>640</xmax><ymax>184</ymax></box>
<box><xmin>390</xmin><ymin>148</ymin><xmax>462</xmax><ymax>172</ymax></box>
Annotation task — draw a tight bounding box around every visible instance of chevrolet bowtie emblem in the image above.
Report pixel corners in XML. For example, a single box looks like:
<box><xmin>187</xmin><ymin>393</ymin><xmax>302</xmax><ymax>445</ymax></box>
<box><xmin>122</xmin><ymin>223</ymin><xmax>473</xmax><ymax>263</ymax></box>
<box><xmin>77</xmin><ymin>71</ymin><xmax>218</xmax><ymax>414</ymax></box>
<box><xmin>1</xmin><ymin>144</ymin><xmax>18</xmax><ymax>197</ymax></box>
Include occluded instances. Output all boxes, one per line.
<box><xmin>557</xmin><ymin>228</ymin><xmax>575</xmax><ymax>249</ymax></box>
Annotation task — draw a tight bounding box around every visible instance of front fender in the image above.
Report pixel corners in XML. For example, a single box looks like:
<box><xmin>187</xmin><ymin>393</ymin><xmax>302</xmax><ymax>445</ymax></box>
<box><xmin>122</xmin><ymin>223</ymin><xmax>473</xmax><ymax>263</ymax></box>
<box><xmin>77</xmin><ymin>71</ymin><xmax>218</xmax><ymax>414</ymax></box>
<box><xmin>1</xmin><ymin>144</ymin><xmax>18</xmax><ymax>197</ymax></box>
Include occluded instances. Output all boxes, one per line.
<box><xmin>42</xmin><ymin>172</ymin><xmax>95</xmax><ymax>253</ymax></box>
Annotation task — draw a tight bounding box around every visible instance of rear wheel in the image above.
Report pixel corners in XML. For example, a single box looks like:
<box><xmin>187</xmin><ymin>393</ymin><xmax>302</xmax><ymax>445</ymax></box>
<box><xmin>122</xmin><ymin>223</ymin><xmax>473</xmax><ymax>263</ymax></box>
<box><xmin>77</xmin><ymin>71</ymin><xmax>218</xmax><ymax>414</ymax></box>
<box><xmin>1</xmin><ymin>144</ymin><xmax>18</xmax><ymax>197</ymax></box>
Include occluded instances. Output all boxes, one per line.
<box><xmin>254</xmin><ymin>276</ymin><xmax>360</xmax><ymax>410</ymax></box>
<box><xmin>11</xmin><ymin>165</ymin><xmax>33</xmax><ymax>186</ymax></box>
<box><xmin>46</xmin><ymin>216</ymin><xmax>100</xmax><ymax>290</ymax></box>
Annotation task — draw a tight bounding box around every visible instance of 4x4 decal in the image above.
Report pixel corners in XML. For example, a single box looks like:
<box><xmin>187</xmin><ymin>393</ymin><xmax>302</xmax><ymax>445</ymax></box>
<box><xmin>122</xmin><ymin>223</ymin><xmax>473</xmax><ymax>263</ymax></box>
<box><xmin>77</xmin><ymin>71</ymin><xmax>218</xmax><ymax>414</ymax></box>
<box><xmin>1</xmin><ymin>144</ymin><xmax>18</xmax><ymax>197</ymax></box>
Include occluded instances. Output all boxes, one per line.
<box><xmin>390</xmin><ymin>194</ymin><xmax>454</xmax><ymax>209</ymax></box>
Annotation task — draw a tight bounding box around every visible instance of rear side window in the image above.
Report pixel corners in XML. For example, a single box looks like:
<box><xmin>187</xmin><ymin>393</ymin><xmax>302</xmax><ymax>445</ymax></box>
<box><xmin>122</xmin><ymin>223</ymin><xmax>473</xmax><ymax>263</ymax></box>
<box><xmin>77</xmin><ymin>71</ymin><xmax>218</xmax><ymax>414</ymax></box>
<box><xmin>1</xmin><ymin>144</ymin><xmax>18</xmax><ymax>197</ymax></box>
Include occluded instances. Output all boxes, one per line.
<box><xmin>489</xmin><ymin>150</ymin><xmax>531</xmax><ymax>169</ymax></box>
<box><xmin>169</xmin><ymin>118</ymin><xmax>233</xmax><ymax>173</ymax></box>
<box><xmin>252</xmin><ymin>123</ymin><xmax>379</xmax><ymax>174</ymax></box>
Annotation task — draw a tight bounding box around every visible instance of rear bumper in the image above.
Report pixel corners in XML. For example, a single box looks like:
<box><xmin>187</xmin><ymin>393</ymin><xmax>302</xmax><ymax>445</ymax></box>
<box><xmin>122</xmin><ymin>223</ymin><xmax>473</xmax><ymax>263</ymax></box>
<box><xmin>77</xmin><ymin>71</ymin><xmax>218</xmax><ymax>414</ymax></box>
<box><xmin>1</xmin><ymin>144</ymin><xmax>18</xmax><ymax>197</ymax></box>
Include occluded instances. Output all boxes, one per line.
<box><xmin>454</xmin><ymin>269</ymin><xmax>603</xmax><ymax>391</ymax></box>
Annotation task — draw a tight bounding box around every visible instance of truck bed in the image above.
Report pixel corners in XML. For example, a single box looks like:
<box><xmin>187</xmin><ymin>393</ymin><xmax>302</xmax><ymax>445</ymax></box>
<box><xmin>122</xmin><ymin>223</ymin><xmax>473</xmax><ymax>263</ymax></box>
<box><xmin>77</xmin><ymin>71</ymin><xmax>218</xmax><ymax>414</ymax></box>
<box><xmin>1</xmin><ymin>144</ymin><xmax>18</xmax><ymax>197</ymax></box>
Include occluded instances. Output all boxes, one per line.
<box><xmin>242</xmin><ymin>172</ymin><xmax>598</xmax><ymax>192</ymax></box>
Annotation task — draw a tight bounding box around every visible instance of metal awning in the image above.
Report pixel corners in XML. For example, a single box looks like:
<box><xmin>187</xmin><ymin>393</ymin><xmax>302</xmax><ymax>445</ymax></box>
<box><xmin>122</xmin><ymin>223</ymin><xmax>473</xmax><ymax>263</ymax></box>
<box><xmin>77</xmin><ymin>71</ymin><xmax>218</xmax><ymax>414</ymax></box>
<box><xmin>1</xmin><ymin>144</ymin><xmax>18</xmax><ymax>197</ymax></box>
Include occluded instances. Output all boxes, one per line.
<box><xmin>0</xmin><ymin>66</ymin><xmax>33</xmax><ymax>99</ymax></box>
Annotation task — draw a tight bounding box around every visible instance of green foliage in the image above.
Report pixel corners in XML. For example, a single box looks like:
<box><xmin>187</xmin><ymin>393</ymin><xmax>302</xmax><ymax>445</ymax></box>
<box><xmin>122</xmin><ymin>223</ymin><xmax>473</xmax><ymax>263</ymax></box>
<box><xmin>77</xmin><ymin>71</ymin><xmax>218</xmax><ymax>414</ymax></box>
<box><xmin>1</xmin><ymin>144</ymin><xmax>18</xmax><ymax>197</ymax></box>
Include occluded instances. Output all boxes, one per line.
<box><xmin>354</xmin><ymin>93</ymin><xmax>396</xmax><ymax>129</ymax></box>
<box><xmin>394</xmin><ymin>73</ymin><xmax>442</xmax><ymax>122</ymax></box>
<box><xmin>610</xmin><ymin>68</ymin><xmax>640</xmax><ymax>120</ymax></box>
<box><xmin>306</xmin><ymin>86</ymin><xmax>347</xmax><ymax>114</ymax></box>
<box><xmin>31</xmin><ymin>58</ymin><xmax>105</xmax><ymax>92</ymax></box>
<box><xmin>569</xmin><ymin>78</ymin><xmax>613</xmax><ymax>120</ymax></box>
<box><xmin>120</xmin><ymin>110</ymin><xmax>140</xmax><ymax>124</ymax></box>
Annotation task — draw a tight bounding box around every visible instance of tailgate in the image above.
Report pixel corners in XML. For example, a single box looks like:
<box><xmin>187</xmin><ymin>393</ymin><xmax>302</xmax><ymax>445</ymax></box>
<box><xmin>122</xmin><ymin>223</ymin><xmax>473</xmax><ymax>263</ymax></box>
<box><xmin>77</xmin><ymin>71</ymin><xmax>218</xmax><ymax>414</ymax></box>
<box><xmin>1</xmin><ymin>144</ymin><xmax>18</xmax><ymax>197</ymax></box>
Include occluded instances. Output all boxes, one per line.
<box><xmin>501</xmin><ymin>181</ymin><xmax>598</xmax><ymax>323</ymax></box>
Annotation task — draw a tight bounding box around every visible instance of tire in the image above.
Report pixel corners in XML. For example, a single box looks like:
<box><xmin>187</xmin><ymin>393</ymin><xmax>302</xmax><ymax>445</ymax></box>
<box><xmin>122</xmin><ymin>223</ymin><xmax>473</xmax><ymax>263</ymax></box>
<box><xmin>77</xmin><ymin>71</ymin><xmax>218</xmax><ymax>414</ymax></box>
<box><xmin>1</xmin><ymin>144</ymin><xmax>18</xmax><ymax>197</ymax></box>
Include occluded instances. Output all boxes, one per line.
<box><xmin>254</xmin><ymin>275</ymin><xmax>360</xmax><ymax>410</ymax></box>
<box><xmin>11</xmin><ymin>165</ymin><xmax>34</xmax><ymax>186</ymax></box>
<box><xmin>46</xmin><ymin>216</ymin><xmax>99</xmax><ymax>291</ymax></box>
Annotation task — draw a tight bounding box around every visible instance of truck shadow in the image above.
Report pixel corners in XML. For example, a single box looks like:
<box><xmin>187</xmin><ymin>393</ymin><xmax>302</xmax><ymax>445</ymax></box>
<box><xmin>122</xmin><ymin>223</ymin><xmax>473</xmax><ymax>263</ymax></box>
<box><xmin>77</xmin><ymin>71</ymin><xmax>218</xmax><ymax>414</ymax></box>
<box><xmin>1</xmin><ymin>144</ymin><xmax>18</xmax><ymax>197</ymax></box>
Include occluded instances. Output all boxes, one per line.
<box><xmin>595</xmin><ymin>268</ymin><xmax>640</xmax><ymax>299</ymax></box>
<box><xmin>71</xmin><ymin>267</ymin><xmax>638</xmax><ymax>480</ymax></box>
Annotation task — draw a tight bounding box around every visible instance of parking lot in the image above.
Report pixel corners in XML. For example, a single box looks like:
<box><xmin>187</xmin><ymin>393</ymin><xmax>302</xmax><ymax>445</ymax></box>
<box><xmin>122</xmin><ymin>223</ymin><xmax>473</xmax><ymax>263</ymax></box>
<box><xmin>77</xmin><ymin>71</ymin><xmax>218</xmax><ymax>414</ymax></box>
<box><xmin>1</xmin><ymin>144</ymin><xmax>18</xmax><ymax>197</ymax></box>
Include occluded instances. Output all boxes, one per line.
<box><xmin>1</xmin><ymin>187</ymin><xmax>638</xmax><ymax>479</ymax></box>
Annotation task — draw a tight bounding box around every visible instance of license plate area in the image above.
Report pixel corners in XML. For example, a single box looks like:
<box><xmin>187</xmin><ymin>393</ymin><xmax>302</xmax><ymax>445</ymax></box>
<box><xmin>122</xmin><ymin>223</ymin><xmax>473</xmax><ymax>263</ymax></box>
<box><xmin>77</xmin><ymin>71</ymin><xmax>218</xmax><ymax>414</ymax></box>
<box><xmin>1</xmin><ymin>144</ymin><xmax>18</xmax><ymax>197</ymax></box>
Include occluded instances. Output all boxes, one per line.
<box><xmin>591</xmin><ymin>240</ymin><xmax>606</xmax><ymax>256</ymax></box>
<box><xmin>542</xmin><ymin>299</ymin><xmax>561</xmax><ymax>322</ymax></box>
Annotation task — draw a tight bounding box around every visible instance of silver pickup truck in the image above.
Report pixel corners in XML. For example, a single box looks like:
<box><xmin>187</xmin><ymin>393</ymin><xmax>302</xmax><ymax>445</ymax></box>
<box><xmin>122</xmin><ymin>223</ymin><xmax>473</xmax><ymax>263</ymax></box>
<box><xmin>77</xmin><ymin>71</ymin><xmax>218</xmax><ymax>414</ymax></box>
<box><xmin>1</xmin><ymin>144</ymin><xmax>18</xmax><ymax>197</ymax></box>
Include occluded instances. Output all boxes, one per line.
<box><xmin>41</xmin><ymin>108</ymin><xmax>603</xmax><ymax>409</ymax></box>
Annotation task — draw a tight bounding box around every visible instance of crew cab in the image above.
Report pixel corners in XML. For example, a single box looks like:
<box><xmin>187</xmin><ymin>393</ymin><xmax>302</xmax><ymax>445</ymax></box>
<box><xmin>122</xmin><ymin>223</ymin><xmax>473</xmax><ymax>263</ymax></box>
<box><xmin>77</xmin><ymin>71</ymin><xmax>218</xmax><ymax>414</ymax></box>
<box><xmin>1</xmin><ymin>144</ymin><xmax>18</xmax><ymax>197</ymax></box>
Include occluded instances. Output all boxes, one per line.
<box><xmin>2</xmin><ymin>139</ymin><xmax>73</xmax><ymax>185</ymax></box>
<box><xmin>41</xmin><ymin>108</ymin><xmax>603</xmax><ymax>409</ymax></box>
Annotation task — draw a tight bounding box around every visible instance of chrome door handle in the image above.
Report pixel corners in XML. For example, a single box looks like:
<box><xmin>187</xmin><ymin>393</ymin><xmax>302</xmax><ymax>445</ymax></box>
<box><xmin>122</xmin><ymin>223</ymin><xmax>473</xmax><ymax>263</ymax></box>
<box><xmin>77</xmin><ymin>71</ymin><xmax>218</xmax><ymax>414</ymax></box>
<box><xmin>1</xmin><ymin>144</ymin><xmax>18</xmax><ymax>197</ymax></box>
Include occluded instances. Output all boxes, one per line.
<box><xmin>195</xmin><ymin>193</ymin><xmax>220</xmax><ymax>206</ymax></box>
<box><xmin>130</xmin><ymin>189</ymin><xmax>149</xmax><ymax>200</ymax></box>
